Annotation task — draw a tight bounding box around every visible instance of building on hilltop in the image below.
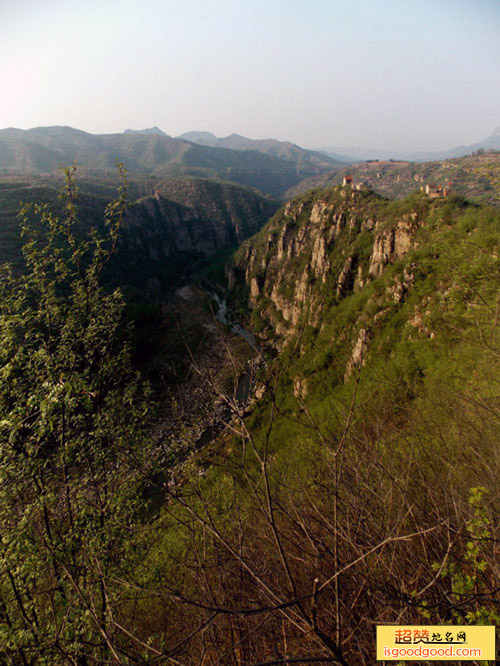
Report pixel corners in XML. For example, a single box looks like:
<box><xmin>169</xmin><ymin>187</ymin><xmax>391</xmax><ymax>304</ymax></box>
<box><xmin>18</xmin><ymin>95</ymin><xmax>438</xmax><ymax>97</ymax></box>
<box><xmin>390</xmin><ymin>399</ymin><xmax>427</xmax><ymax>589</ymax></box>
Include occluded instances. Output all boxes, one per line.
<box><xmin>342</xmin><ymin>175</ymin><xmax>366</xmax><ymax>191</ymax></box>
<box><xmin>423</xmin><ymin>183</ymin><xmax>451</xmax><ymax>198</ymax></box>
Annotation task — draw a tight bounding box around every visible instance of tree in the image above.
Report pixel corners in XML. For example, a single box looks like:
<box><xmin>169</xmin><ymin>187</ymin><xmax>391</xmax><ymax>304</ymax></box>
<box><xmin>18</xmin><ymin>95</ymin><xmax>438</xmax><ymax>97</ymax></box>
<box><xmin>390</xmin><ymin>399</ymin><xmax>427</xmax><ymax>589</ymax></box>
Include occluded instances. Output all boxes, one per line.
<box><xmin>0</xmin><ymin>165</ymin><xmax>156</xmax><ymax>664</ymax></box>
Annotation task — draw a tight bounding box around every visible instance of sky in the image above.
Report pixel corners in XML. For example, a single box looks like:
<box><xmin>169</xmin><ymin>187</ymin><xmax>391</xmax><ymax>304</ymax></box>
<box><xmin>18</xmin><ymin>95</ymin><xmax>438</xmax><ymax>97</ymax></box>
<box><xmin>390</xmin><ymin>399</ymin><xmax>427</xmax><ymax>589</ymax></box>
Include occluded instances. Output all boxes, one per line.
<box><xmin>1</xmin><ymin>0</ymin><xmax>499</xmax><ymax>152</ymax></box>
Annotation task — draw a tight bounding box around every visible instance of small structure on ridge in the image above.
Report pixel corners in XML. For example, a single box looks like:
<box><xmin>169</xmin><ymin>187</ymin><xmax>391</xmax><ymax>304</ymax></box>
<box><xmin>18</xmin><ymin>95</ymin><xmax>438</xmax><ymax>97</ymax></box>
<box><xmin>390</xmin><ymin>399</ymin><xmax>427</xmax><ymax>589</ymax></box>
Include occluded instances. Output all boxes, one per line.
<box><xmin>423</xmin><ymin>183</ymin><xmax>452</xmax><ymax>198</ymax></box>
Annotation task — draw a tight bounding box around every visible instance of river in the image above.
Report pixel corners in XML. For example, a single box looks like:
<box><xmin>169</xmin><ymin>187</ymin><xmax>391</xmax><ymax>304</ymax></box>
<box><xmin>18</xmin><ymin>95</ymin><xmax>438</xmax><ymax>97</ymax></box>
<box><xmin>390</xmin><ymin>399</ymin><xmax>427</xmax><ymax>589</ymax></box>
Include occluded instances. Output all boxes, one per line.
<box><xmin>211</xmin><ymin>292</ymin><xmax>260</xmax><ymax>353</ymax></box>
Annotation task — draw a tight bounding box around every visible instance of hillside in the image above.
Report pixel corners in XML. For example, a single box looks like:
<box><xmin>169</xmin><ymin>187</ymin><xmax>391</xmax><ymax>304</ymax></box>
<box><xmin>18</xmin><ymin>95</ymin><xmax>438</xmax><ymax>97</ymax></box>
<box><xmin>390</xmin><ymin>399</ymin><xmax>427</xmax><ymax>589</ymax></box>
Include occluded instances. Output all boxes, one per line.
<box><xmin>116</xmin><ymin>181</ymin><xmax>278</xmax><ymax>289</ymax></box>
<box><xmin>190</xmin><ymin>184</ymin><xmax>500</xmax><ymax>661</ymax></box>
<box><xmin>0</xmin><ymin>126</ymin><xmax>341</xmax><ymax>198</ymax></box>
<box><xmin>1</xmin><ymin>168</ymin><xmax>499</xmax><ymax>663</ymax></box>
<box><xmin>178</xmin><ymin>129</ymin><xmax>346</xmax><ymax>164</ymax></box>
<box><xmin>0</xmin><ymin>173</ymin><xmax>278</xmax><ymax>286</ymax></box>
<box><xmin>286</xmin><ymin>151</ymin><xmax>500</xmax><ymax>205</ymax></box>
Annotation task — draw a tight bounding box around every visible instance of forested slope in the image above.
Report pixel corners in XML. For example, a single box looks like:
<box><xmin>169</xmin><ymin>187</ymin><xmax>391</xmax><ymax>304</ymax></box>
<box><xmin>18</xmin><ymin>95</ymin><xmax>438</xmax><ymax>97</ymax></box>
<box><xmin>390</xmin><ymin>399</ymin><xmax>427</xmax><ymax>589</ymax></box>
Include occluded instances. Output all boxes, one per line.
<box><xmin>286</xmin><ymin>151</ymin><xmax>500</xmax><ymax>206</ymax></box>
<box><xmin>0</xmin><ymin>126</ymin><xmax>340</xmax><ymax>198</ymax></box>
<box><xmin>0</xmin><ymin>176</ymin><xmax>498</xmax><ymax>664</ymax></box>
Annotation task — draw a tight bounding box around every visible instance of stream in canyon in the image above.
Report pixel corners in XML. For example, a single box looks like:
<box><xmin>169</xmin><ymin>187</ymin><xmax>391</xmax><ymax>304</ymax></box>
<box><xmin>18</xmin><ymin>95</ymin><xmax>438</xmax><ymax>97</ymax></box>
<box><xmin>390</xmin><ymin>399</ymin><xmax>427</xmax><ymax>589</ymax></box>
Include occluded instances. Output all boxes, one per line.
<box><xmin>211</xmin><ymin>292</ymin><xmax>259</xmax><ymax>353</ymax></box>
<box><xmin>191</xmin><ymin>292</ymin><xmax>262</xmax><ymax>448</ymax></box>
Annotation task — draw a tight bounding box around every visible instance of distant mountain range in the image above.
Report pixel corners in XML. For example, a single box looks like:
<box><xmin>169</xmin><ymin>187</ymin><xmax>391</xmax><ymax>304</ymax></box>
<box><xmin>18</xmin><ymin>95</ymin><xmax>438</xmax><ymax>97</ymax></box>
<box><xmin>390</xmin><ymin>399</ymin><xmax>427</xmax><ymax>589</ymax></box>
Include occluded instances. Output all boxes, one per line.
<box><xmin>319</xmin><ymin>127</ymin><xmax>500</xmax><ymax>162</ymax></box>
<box><xmin>176</xmin><ymin>130</ymin><xmax>348</xmax><ymax>164</ymax></box>
<box><xmin>0</xmin><ymin>126</ymin><xmax>342</xmax><ymax>198</ymax></box>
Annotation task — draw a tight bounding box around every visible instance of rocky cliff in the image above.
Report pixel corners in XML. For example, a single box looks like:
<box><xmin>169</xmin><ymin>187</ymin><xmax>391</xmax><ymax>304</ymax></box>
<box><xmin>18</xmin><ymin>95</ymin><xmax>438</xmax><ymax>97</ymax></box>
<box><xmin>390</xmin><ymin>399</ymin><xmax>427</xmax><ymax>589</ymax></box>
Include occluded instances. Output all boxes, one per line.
<box><xmin>228</xmin><ymin>185</ymin><xmax>492</xmax><ymax>388</ymax></box>
<box><xmin>172</xmin><ymin>181</ymin><xmax>500</xmax><ymax>666</ymax></box>
<box><xmin>0</xmin><ymin>174</ymin><xmax>277</xmax><ymax>292</ymax></box>
<box><xmin>122</xmin><ymin>182</ymin><xmax>276</xmax><ymax>264</ymax></box>
<box><xmin>231</xmin><ymin>187</ymin><xmax>426</xmax><ymax>347</ymax></box>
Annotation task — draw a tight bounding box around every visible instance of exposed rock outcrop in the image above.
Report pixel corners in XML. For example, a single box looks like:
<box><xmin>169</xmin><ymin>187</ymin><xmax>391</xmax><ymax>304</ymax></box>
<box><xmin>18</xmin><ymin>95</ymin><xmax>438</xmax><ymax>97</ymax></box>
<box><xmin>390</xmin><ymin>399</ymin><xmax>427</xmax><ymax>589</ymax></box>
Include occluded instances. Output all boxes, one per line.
<box><xmin>310</xmin><ymin>200</ymin><xmax>332</xmax><ymax>224</ymax></box>
<box><xmin>244</xmin><ymin>248</ymin><xmax>257</xmax><ymax>282</ymax></box>
<box><xmin>277</xmin><ymin>223</ymin><xmax>296</xmax><ymax>261</ymax></box>
<box><xmin>337</xmin><ymin>256</ymin><xmax>353</xmax><ymax>298</ymax></box>
<box><xmin>232</xmin><ymin>186</ymin><xmax>426</xmax><ymax>351</ymax></box>
<box><xmin>249</xmin><ymin>277</ymin><xmax>261</xmax><ymax>306</ymax></box>
<box><xmin>344</xmin><ymin>328</ymin><xmax>371</xmax><ymax>380</ymax></box>
<box><xmin>368</xmin><ymin>213</ymin><xmax>419</xmax><ymax>278</ymax></box>
<box><xmin>311</xmin><ymin>227</ymin><xmax>331</xmax><ymax>282</ymax></box>
<box><xmin>390</xmin><ymin>263</ymin><xmax>416</xmax><ymax>303</ymax></box>
<box><xmin>293</xmin><ymin>268</ymin><xmax>311</xmax><ymax>325</ymax></box>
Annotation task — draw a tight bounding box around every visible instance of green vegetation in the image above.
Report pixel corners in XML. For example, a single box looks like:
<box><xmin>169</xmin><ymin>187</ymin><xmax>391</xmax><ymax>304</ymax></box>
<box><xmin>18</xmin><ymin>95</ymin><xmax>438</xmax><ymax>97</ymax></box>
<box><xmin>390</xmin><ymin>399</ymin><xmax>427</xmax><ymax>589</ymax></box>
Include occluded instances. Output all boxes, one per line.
<box><xmin>0</xmin><ymin>166</ymin><xmax>159</xmax><ymax>663</ymax></box>
<box><xmin>0</xmin><ymin>175</ymin><xmax>498</xmax><ymax>663</ymax></box>
<box><xmin>202</xmin><ymin>186</ymin><xmax>500</xmax><ymax>661</ymax></box>
<box><xmin>0</xmin><ymin>126</ymin><xmax>339</xmax><ymax>198</ymax></box>
<box><xmin>0</xmin><ymin>174</ymin><xmax>277</xmax><ymax>296</ymax></box>
<box><xmin>286</xmin><ymin>151</ymin><xmax>500</xmax><ymax>206</ymax></box>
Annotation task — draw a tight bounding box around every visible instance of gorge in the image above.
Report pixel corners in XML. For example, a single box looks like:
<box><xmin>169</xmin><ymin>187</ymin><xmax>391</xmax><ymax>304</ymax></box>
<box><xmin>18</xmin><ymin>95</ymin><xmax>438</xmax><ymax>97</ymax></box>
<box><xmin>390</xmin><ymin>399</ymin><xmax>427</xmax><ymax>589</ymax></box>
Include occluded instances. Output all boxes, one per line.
<box><xmin>0</xmin><ymin>140</ymin><xmax>499</xmax><ymax>665</ymax></box>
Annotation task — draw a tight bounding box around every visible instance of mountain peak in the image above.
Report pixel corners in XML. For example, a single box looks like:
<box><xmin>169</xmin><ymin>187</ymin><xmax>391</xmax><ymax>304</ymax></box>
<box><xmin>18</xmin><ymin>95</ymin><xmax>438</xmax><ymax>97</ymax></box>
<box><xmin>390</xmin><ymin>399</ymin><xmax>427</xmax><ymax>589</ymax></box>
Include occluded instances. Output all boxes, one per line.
<box><xmin>123</xmin><ymin>127</ymin><xmax>169</xmax><ymax>137</ymax></box>
<box><xmin>177</xmin><ymin>131</ymin><xmax>218</xmax><ymax>144</ymax></box>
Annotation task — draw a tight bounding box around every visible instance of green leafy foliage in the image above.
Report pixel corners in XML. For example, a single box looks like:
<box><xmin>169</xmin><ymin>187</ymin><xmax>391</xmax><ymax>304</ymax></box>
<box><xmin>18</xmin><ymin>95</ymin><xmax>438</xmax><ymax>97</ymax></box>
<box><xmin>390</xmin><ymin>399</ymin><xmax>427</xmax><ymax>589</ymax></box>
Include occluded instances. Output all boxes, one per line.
<box><xmin>436</xmin><ymin>487</ymin><xmax>500</xmax><ymax>627</ymax></box>
<box><xmin>0</xmin><ymin>166</ymin><xmax>156</xmax><ymax>663</ymax></box>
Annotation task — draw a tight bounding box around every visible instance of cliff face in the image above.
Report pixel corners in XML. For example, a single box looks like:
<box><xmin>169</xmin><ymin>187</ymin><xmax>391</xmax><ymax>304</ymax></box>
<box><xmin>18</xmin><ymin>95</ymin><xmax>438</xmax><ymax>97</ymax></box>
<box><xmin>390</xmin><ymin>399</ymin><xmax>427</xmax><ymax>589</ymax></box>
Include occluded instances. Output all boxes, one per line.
<box><xmin>202</xmin><ymin>182</ymin><xmax>500</xmax><ymax>666</ymax></box>
<box><xmin>0</xmin><ymin>176</ymin><xmax>278</xmax><ymax>281</ymax></box>
<box><xmin>122</xmin><ymin>195</ymin><xmax>232</xmax><ymax>262</ymax></box>
<box><xmin>153</xmin><ymin>177</ymin><xmax>279</xmax><ymax>243</ymax></box>
<box><xmin>111</xmin><ymin>183</ymin><xmax>278</xmax><ymax>288</ymax></box>
<box><xmin>232</xmin><ymin>187</ymin><xmax>425</xmax><ymax>348</ymax></box>
<box><xmin>226</xmin><ymin>185</ymin><xmax>496</xmax><ymax>397</ymax></box>
<box><xmin>368</xmin><ymin>212</ymin><xmax>418</xmax><ymax>277</ymax></box>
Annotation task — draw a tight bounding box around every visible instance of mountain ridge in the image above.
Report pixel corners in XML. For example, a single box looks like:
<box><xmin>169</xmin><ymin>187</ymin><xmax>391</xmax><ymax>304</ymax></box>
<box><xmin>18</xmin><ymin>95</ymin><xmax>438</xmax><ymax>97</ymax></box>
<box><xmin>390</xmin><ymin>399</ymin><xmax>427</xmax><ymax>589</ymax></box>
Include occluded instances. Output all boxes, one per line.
<box><xmin>178</xmin><ymin>129</ymin><xmax>347</xmax><ymax>164</ymax></box>
<box><xmin>0</xmin><ymin>173</ymin><xmax>278</xmax><ymax>287</ymax></box>
<box><xmin>318</xmin><ymin>126</ymin><xmax>500</xmax><ymax>162</ymax></box>
<box><xmin>123</xmin><ymin>126</ymin><xmax>169</xmax><ymax>137</ymax></box>
<box><xmin>0</xmin><ymin>126</ymin><xmax>341</xmax><ymax>198</ymax></box>
<box><xmin>284</xmin><ymin>151</ymin><xmax>500</xmax><ymax>206</ymax></box>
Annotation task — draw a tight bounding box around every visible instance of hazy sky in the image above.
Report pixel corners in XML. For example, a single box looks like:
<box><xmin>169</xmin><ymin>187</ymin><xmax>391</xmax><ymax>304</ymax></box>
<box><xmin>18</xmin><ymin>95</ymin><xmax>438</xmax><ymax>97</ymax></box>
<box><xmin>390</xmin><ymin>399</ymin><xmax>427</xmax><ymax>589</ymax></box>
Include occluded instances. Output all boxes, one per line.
<box><xmin>1</xmin><ymin>0</ymin><xmax>499</xmax><ymax>151</ymax></box>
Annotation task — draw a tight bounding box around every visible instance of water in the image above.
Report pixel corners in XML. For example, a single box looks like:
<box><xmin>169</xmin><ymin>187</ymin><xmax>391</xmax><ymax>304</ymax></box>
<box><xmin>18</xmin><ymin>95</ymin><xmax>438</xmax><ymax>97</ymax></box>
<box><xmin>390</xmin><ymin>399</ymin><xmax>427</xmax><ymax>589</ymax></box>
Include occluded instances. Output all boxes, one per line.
<box><xmin>191</xmin><ymin>293</ymin><xmax>262</xmax><ymax>450</ymax></box>
<box><xmin>211</xmin><ymin>293</ymin><xmax>259</xmax><ymax>352</ymax></box>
